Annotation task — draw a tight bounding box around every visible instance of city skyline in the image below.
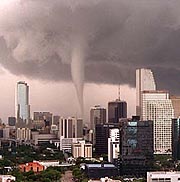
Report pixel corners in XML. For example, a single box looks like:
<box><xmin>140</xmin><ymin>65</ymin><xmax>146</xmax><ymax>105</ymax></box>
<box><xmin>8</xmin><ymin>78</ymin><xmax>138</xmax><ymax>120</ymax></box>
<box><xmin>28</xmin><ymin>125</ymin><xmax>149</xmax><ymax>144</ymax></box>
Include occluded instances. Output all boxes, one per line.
<box><xmin>0</xmin><ymin>69</ymin><xmax>136</xmax><ymax>124</ymax></box>
<box><xmin>0</xmin><ymin>1</ymin><xmax>180</xmax><ymax>180</ymax></box>
<box><xmin>0</xmin><ymin>1</ymin><xmax>180</xmax><ymax>125</ymax></box>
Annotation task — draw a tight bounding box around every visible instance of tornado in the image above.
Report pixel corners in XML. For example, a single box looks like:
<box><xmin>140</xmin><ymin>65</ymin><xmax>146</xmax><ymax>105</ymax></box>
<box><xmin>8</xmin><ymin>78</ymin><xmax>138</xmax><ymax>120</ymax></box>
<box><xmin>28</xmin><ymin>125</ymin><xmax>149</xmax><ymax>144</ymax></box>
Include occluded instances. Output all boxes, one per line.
<box><xmin>71</xmin><ymin>37</ymin><xmax>87</xmax><ymax>118</ymax></box>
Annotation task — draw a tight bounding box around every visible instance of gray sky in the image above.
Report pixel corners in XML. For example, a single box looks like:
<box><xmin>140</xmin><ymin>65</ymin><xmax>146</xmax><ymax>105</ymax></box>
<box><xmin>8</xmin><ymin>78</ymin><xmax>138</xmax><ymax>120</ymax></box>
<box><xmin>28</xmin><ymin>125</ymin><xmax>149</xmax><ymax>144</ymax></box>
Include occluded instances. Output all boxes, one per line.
<box><xmin>0</xmin><ymin>0</ymin><xmax>180</xmax><ymax>122</ymax></box>
<box><xmin>0</xmin><ymin>69</ymin><xmax>135</xmax><ymax>124</ymax></box>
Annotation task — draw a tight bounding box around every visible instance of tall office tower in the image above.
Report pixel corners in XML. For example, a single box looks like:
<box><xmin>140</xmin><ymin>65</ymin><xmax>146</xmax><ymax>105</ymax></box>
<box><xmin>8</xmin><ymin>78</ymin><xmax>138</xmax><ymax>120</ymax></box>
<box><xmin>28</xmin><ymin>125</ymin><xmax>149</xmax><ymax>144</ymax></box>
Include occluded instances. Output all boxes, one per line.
<box><xmin>95</xmin><ymin>123</ymin><xmax>119</xmax><ymax>155</ymax></box>
<box><xmin>172</xmin><ymin>118</ymin><xmax>180</xmax><ymax>161</ymax></box>
<box><xmin>108</xmin><ymin>99</ymin><xmax>127</xmax><ymax>123</ymax></box>
<box><xmin>142</xmin><ymin>90</ymin><xmax>174</xmax><ymax>154</ymax></box>
<box><xmin>90</xmin><ymin>105</ymin><xmax>106</xmax><ymax>130</ymax></box>
<box><xmin>136</xmin><ymin>68</ymin><xmax>156</xmax><ymax>117</ymax></box>
<box><xmin>16</xmin><ymin>81</ymin><xmax>30</xmax><ymax>123</ymax></box>
<box><xmin>59</xmin><ymin>117</ymin><xmax>83</xmax><ymax>139</ymax></box>
<box><xmin>170</xmin><ymin>95</ymin><xmax>180</xmax><ymax>118</ymax></box>
<box><xmin>118</xmin><ymin>117</ymin><xmax>153</xmax><ymax>176</ymax></box>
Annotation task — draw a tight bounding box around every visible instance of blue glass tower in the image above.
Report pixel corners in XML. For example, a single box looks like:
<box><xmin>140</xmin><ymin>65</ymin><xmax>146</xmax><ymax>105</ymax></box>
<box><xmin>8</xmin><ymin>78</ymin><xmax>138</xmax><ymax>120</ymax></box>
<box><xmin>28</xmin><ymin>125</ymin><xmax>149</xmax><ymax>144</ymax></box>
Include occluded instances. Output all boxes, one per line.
<box><xmin>16</xmin><ymin>81</ymin><xmax>30</xmax><ymax>123</ymax></box>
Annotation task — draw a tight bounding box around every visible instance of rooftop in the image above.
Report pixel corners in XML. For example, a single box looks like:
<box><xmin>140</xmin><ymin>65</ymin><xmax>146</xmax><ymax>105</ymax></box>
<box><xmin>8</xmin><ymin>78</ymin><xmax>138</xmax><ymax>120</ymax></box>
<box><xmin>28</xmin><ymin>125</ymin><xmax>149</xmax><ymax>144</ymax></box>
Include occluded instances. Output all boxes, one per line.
<box><xmin>86</xmin><ymin>164</ymin><xmax>116</xmax><ymax>168</ymax></box>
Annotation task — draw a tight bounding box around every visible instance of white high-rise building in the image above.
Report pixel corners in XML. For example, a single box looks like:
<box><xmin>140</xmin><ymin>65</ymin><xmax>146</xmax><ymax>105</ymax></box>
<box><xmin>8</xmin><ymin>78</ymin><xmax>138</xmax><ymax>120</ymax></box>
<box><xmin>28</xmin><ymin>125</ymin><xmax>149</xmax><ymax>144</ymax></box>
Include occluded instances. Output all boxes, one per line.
<box><xmin>142</xmin><ymin>90</ymin><xmax>174</xmax><ymax>154</ymax></box>
<box><xmin>16</xmin><ymin>81</ymin><xmax>30</xmax><ymax>123</ymax></box>
<box><xmin>136</xmin><ymin>68</ymin><xmax>156</xmax><ymax>117</ymax></box>
<box><xmin>108</xmin><ymin>128</ymin><xmax>119</xmax><ymax>163</ymax></box>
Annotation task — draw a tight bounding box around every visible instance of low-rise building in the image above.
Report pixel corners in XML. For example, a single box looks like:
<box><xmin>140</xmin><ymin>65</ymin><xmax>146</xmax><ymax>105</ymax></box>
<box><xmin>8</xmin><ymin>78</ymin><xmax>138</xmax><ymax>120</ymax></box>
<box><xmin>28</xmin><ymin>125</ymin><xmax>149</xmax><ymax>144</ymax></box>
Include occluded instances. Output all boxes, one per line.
<box><xmin>147</xmin><ymin>171</ymin><xmax>180</xmax><ymax>182</ymax></box>
<box><xmin>16</xmin><ymin>127</ymin><xmax>31</xmax><ymax>141</ymax></box>
<box><xmin>31</xmin><ymin>132</ymin><xmax>57</xmax><ymax>145</ymax></box>
<box><xmin>72</xmin><ymin>140</ymin><xmax>92</xmax><ymax>159</ymax></box>
<box><xmin>19</xmin><ymin>162</ymin><xmax>45</xmax><ymax>173</ymax></box>
<box><xmin>85</xmin><ymin>164</ymin><xmax>118</xmax><ymax>179</ymax></box>
<box><xmin>0</xmin><ymin>175</ymin><xmax>16</xmax><ymax>182</ymax></box>
<box><xmin>60</xmin><ymin>138</ymin><xmax>82</xmax><ymax>152</ymax></box>
<box><xmin>37</xmin><ymin>160</ymin><xmax>60</xmax><ymax>169</ymax></box>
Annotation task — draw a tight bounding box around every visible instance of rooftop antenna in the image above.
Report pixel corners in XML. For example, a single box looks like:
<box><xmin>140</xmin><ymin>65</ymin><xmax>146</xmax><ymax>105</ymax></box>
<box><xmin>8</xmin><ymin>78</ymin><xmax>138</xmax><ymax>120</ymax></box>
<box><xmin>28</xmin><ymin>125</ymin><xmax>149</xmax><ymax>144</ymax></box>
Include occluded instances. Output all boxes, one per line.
<box><xmin>118</xmin><ymin>85</ymin><xmax>121</xmax><ymax>101</ymax></box>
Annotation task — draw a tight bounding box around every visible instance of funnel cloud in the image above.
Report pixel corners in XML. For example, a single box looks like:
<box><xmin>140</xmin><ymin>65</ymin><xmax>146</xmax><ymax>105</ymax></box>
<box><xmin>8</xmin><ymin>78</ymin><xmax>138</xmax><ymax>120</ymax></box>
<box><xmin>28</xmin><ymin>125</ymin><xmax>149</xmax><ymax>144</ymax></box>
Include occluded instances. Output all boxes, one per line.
<box><xmin>0</xmin><ymin>0</ymin><xmax>180</xmax><ymax>113</ymax></box>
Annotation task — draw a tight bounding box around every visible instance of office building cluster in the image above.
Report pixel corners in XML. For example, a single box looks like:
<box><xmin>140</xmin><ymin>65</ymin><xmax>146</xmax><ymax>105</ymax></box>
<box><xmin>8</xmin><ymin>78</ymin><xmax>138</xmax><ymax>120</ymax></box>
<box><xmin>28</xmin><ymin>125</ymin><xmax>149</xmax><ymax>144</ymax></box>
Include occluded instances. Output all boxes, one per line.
<box><xmin>89</xmin><ymin>68</ymin><xmax>180</xmax><ymax>177</ymax></box>
<box><xmin>1</xmin><ymin>68</ymin><xmax>180</xmax><ymax>178</ymax></box>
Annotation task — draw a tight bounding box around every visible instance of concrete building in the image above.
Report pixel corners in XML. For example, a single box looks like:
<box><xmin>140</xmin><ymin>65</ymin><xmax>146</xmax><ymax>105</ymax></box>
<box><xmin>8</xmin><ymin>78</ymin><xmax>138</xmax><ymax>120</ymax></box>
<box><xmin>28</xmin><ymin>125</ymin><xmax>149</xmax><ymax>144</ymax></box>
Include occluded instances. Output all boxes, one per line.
<box><xmin>51</xmin><ymin>124</ymin><xmax>58</xmax><ymax>134</ymax></box>
<box><xmin>16</xmin><ymin>127</ymin><xmax>31</xmax><ymax>141</ymax></box>
<box><xmin>136</xmin><ymin>68</ymin><xmax>156</xmax><ymax>117</ymax></box>
<box><xmin>32</xmin><ymin>120</ymin><xmax>45</xmax><ymax>130</ymax></box>
<box><xmin>90</xmin><ymin>105</ymin><xmax>106</xmax><ymax>130</ymax></box>
<box><xmin>3</xmin><ymin>128</ymin><xmax>10</xmax><ymax>139</ymax></box>
<box><xmin>72</xmin><ymin>140</ymin><xmax>92</xmax><ymax>159</ymax></box>
<box><xmin>34</xmin><ymin>112</ymin><xmax>53</xmax><ymax>125</ymax></box>
<box><xmin>59</xmin><ymin>117</ymin><xmax>83</xmax><ymax>139</ymax></box>
<box><xmin>31</xmin><ymin>132</ymin><xmax>57</xmax><ymax>145</ymax></box>
<box><xmin>147</xmin><ymin>171</ymin><xmax>180</xmax><ymax>182</ymax></box>
<box><xmin>53</xmin><ymin>115</ymin><xmax>60</xmax><ymax>125</ymax></box>
<box><xmin>108</xmin><ymin>99</ymin><xmax>127</xmax><ymax>123</ymax></box>
<box><xmin>16</xmin><ymin>81</ymin><xmax>30</xmax><ymax>123</ymax></box>
<box><xmin>108</xmin><ymin>128</ymin><xmax>119</xmax><ymax>163</ymax></box>
<box><xmin>142</xmin><ymin>90</ymin><xmax>174</xmax><ymax>154</ymax></box>
<box><xmin>0</xmin><ymin>175</ymin><xmax>16</xmax><ymax>182</ymax></box>
<box><xmin>60</xmin><ymin>138</ymin><xmax>82</xmax><ymax>152</ymax></box>
<box><xmin>170</xmin><ymin>95</ymin><xmax>180</xmax><ymax>118</ymax></box>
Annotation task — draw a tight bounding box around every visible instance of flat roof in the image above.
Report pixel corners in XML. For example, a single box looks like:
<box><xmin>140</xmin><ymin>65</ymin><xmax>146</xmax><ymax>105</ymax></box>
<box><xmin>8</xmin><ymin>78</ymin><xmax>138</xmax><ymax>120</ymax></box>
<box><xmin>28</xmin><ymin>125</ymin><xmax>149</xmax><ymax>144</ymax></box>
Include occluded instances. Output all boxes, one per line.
<box><xmin>86</xmin><ymin>164</ymin><xmax>116</xmax><ymax>168</ymax></box>
<box><xmin>147</xmin><ymin>171</ymin><xmax>180</xmax><ymax>178</ymax></box>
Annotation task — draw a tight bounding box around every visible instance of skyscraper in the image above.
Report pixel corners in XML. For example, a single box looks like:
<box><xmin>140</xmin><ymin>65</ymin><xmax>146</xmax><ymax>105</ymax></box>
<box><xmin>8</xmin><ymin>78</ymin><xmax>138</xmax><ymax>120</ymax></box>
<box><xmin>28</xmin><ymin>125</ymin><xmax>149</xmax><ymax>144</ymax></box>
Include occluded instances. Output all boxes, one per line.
<box><xmin>136</xmin><ymin>68</ymin><xmax>156</xmax><ymax>117</ymax></box>
<box><xmin>142</xmin><ymin>90</ymin><xmax>174</xmax><ymax>154</ymax></box>
<box><xmin>117</xmin><ymin>117</ymin><xmax>153</xmax><ymax>176</ymax></box>
<box><xmin>170</xmin><ymin>95</ymin><xmax>180</xmax><ymax>118</ymax></box>
<box><xmin>90</xmin><ymin>105</ymin><xmax>106</xmax><ymax>130</ymax></box>
<box><xmin>95</xmin><ymin>123</ymin><xmax>118</xmax><ymax>155</ymax></box>
<box><xmin>16</xmin><ymin>81</ymin><xmax>30</xmax><ymax>123</ymax></box>
<box><xmin>59</xmin><ymin>117</ymin><xmax>83</xmax><ymax>139</ymax></box>
<box><xmin>108</xmin><ymin>99</ymin><xmax>127</xmax><ymax>123</ymax></box>
<box><xmin>172</xmin><ymin>118</ymin><xmax>180</xmax><ymax>161</ymax></box>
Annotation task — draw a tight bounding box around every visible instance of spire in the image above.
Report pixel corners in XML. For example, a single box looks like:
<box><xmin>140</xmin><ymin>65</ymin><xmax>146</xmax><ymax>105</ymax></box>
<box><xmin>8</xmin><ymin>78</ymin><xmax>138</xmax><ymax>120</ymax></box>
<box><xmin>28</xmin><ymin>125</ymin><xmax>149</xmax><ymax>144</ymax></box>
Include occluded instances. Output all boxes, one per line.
<box><xmin>118</xmin><ymin>85</ymin><xmax>121</xmax><ymax>101</ymax></box>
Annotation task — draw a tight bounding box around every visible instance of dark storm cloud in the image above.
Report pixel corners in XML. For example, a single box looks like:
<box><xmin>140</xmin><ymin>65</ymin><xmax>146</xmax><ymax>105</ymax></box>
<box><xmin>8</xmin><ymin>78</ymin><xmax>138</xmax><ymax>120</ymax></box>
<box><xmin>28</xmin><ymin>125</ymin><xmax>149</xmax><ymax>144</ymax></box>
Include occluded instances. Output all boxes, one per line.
<box><xmin>0</xmin><ymin>0</ymin><xmax>180</xmax><ymax>93</ymax></box>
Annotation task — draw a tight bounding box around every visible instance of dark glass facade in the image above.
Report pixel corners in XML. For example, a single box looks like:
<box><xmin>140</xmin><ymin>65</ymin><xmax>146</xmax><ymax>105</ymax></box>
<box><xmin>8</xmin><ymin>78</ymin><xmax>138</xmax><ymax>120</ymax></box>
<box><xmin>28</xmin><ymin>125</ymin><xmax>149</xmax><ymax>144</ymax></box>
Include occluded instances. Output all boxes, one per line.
<box><xmin>95</xmin><ymin>123</ymin><xmax>118</xmax><ymax>155</ymax></box>
<box><xmin>108</xmin><ymin>100</ymin><xmax>127</xmax><ymax>123</ymax></box>
<box><xmin>85</xmin><ymin>164</ymin><xmax>118</xmax><ymax>179</ymax></box>
<box><xmin>172</xmin><ymin>118</ymin><xmax>180</xmax><ymax>161</ymax></box>
<box><xmin>8</xmin><ymin>117</ymin><xmax>16</xmax><ymax>126</ymax></box>
<box><xmin>118</xmin><ymin>117</ymin><xmax>153</xmax><ymax>177</ymax></box>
